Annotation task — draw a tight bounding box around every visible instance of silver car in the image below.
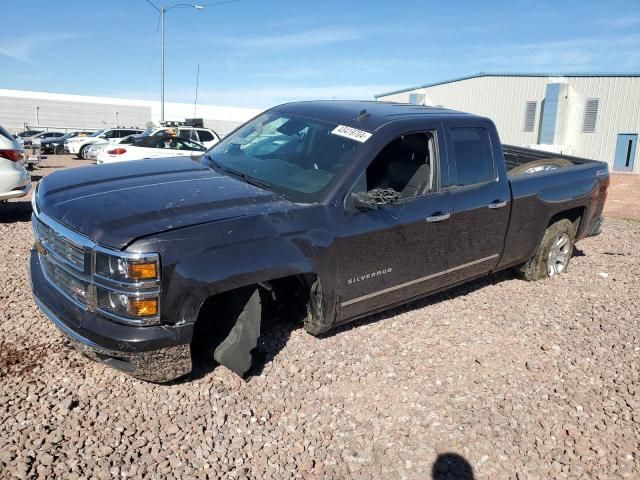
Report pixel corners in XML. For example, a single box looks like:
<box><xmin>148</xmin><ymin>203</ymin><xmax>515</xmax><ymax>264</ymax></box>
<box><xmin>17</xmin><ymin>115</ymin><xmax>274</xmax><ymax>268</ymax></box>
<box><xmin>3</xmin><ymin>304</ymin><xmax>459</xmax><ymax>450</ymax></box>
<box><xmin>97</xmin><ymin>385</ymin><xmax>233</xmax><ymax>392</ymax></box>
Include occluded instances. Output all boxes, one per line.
<box><xmin>0</xmin><ymin>126</ymin><xmax>30</xmax><ymax>201</ymax></box>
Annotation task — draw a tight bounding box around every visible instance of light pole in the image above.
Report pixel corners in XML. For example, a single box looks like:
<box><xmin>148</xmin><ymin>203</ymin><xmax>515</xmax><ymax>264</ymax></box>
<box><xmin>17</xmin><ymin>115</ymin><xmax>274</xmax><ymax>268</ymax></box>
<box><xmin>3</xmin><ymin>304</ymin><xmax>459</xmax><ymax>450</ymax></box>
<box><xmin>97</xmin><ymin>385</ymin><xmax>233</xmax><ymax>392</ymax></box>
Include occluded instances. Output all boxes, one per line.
<box><xmin>115</xmin><ymin>111</ymin><xmax>119</xmax><ymax>126</ymax></box>
<box><xmin>143</xmin><ymin>1</ymin><xmax>204</xmax><ymax>123</ymax></box>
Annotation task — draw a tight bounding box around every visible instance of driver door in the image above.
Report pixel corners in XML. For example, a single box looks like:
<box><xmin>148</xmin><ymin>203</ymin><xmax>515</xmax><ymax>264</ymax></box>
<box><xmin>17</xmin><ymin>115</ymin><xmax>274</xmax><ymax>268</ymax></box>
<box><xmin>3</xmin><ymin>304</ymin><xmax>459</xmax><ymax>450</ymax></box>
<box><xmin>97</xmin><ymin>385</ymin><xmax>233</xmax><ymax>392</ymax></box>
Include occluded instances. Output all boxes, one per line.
<box><xmin>336</xmin><ymin>129</ymin><xmax>454</xmax><ymax>321</ymax></box>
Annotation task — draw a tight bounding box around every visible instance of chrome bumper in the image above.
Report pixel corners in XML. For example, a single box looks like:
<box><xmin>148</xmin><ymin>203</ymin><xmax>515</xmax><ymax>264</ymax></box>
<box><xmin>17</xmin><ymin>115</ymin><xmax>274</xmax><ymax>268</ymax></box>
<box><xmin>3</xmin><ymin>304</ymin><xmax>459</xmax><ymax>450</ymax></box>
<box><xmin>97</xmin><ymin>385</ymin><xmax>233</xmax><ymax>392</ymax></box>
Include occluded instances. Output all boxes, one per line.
<box><xmin>34</xmin><ymin>296</ymin><xmax>192</xmax><ymax>383</ymax></box>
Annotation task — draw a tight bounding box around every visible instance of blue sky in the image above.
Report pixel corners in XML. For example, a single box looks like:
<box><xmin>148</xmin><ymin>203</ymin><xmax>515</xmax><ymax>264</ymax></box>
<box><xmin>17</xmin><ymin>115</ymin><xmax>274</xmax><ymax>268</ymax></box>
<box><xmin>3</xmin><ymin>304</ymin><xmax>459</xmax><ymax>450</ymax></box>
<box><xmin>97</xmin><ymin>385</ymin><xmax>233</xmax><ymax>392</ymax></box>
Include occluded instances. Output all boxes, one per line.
<box><xmin>1</xmin><ymin>0</ymin><xmax>639</xmax><ymax>108</ymax></box>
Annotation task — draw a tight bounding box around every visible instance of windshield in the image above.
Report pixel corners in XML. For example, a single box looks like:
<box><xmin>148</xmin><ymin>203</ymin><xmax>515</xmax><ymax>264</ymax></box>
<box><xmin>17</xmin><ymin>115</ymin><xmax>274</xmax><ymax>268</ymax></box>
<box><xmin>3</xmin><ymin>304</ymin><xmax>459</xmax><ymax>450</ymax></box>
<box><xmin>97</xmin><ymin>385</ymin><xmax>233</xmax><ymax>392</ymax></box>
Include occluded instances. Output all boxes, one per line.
<box><xmin>89</xmin><ymin>130</ymin><xmax>105</xmax><ymax>137</ymax></box>
<box><xmin>203</xmin><ymin>111</ymin><xmax>363</xmax><ymax>202</ymax></box>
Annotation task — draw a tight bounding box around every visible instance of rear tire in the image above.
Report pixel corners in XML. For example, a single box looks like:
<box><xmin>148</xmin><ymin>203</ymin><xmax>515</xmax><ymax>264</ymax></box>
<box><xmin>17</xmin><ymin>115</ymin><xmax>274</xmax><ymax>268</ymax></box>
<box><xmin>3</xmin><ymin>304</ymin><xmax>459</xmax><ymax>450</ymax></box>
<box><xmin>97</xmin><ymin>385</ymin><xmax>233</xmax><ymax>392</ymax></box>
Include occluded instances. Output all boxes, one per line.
<box><xmin>518</xmin><ymin>219</ymin><xmax>575</xmax><ymax>281</ymax></box>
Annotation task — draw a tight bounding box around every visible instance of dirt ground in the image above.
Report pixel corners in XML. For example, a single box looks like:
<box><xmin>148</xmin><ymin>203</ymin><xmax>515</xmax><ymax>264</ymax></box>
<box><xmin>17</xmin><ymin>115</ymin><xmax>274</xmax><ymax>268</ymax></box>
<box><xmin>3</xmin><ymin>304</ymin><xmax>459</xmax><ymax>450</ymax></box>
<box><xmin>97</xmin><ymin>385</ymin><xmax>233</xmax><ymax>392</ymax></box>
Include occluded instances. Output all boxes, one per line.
<box><xmin>0</xmin><ymin>155</ymin><xmax>638</xmax><ymax>479</ymax></box>
<box><xmin>604</xmin><ymin>174</ymin><xmax>640</xmax><ymax>221</ymax></box>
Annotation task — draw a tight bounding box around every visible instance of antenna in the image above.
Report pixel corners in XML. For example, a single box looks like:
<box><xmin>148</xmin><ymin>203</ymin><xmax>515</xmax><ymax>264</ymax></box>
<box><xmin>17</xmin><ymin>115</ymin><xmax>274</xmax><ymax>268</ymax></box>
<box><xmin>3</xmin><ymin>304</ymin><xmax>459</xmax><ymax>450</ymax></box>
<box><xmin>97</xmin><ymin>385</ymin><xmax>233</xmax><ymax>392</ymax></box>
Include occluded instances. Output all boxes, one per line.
<box><xmin>355</xmin><ymin>109</ymin><xmax>370</xmax><ymax>122</ymax></box>
<box><xmin>193</xmin><ymin>64</ymin><xmax>200</xmax><ymax>118</ymax></box>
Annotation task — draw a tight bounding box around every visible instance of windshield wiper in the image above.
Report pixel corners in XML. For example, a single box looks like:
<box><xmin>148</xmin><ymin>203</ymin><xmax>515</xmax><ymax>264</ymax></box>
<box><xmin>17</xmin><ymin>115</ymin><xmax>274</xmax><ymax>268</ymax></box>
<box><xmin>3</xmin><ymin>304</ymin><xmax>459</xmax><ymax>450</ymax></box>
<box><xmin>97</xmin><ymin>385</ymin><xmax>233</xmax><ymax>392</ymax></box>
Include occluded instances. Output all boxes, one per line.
<box><xmin>204</xmin><ymin>156</ymin><xmax>272</xmax><ymax>189</ymax></box>
<box><xmin>224</xmin><ymin>167</ymin><xmax>272</xmax><ymax>189</ymax></box>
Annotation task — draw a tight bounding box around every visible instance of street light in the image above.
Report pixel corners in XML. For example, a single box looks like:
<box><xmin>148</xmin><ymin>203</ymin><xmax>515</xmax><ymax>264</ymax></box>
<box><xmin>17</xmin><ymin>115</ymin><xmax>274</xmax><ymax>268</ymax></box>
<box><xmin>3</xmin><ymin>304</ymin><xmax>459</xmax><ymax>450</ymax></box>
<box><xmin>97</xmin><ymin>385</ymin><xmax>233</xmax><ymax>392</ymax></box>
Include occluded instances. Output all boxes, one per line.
<box><xmin>143</xmin><ymin>1</ymin><xmax>205</xmax><ymax>123</ymax></box>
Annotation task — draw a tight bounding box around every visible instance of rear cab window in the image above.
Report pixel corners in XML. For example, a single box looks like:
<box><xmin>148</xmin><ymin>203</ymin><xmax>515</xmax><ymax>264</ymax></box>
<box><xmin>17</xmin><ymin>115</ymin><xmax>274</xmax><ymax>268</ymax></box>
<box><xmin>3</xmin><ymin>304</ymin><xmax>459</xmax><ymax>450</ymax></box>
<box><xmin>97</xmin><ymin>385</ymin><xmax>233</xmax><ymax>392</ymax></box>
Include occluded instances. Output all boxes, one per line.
<box><xmin>446</xmin><ymin>127</ymin><xmax>496</xmax><ymax>188</ymax></box>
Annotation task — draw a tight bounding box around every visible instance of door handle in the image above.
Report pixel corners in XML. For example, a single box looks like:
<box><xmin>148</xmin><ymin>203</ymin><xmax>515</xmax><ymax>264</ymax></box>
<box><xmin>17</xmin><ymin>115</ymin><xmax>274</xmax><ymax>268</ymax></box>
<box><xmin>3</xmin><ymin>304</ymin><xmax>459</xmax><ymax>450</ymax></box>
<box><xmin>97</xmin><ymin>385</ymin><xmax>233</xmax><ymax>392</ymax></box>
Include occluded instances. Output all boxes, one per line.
<box><xmin>426</xmin><ymin>212</ymin><xmax>451</xmax><ymax>223</ymax></box>
<box><xmin>488</xmin><ymin>200</ymin><xmax>508</xmax><ymax>209</ymax></box>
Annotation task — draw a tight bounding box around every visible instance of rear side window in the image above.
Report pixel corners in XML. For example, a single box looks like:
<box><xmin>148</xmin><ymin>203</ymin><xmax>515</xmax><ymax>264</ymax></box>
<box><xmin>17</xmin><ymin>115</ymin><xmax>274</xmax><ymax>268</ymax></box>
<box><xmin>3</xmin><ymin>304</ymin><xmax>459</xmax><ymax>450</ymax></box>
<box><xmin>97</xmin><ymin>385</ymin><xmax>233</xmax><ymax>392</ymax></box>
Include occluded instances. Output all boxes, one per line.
<box><xmin>197</xmin><ymin>130</ymin><xmax>215</xmax><ymax>142</ymax></box>
<box><xmin>449</xmin><ymin>127</ymin><xmax>495</xmax><ymax>187</ymax></box>
<box><xmin>178</xmin><ymin>129</ymin><xmax>198</xmax><ymax>141</ymax></box>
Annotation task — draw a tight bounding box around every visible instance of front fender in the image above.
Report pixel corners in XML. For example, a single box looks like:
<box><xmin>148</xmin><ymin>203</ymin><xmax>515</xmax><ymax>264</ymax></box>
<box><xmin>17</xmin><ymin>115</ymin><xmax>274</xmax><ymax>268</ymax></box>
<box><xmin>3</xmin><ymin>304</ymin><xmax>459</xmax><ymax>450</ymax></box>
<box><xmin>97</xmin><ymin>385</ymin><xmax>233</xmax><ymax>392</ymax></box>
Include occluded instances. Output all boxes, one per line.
<box><xmin>172</xmin><ymin>235</ymin><xmax>318</xmax><ymax>323</ymax></box>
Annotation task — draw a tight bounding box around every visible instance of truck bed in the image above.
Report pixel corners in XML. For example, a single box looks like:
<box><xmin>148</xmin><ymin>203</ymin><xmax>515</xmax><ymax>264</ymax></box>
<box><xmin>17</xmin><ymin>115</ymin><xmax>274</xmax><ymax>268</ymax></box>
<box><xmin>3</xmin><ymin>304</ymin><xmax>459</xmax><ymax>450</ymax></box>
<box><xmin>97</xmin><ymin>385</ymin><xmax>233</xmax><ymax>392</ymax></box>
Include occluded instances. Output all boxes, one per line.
<box><xmin>503</xmin><ymin>144</ymin><xmax>602</xmax><ymax>177</ymax></box>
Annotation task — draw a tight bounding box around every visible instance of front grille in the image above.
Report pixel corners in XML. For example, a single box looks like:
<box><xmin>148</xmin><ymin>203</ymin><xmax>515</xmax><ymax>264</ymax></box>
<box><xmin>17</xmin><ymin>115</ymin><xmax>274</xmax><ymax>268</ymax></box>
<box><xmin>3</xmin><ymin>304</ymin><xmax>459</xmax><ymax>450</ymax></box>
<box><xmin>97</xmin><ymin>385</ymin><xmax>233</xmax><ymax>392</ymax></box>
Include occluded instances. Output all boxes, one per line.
<box><xmin>34</xmin><ymin>219</ymin><xmax>85</xmax><ymax>270</ymax></box>
<box><xmin>41</xmin><ymin>256</ymin><xmax>90</xmax><ymax>307</ymax></box>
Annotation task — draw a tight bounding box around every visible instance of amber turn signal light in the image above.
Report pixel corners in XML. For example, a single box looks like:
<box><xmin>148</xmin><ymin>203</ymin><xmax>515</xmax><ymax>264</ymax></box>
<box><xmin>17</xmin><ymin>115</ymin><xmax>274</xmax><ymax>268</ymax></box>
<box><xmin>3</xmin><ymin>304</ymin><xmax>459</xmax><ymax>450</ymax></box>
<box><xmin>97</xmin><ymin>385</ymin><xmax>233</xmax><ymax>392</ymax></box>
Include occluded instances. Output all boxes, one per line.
<box><xmin>127</xmin><ymin>262</ymin><xmax>158</xmax><ymax>280</ymax></box>
<box><xmin>128</xmin><ymin>298</ymin><xmax>158</xmax><ymax>317</ymax></box>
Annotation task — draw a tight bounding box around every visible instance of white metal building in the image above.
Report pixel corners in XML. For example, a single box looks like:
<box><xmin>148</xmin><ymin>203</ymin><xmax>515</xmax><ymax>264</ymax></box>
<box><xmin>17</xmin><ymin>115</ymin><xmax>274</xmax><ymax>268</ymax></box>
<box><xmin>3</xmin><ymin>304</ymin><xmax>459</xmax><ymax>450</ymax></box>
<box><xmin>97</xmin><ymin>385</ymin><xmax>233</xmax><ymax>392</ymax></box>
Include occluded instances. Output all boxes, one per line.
<box><xmin>0</xmin><ymin>89</ymin><xmax>262</xmax><ymax>137</ymax></box>
<box><xmin>375</xmin><ymin>74</ymin><xmax>640</xmax><ymax>173</ymax></box>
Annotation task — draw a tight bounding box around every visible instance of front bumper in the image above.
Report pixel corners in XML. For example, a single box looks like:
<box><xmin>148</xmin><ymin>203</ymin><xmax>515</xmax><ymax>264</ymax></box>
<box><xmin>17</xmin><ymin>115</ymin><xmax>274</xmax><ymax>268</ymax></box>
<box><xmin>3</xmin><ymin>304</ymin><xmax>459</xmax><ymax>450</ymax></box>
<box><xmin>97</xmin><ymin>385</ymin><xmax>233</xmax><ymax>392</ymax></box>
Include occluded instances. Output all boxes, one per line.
<box><xmin>30</xmin><ymin>250</ymin><xmax>193</xmax><ymax>382</ymax></box>
<box><xmin>0</xmin><ymin>181</ymin><xmax>30</xmax><ymax>201</ymax></box>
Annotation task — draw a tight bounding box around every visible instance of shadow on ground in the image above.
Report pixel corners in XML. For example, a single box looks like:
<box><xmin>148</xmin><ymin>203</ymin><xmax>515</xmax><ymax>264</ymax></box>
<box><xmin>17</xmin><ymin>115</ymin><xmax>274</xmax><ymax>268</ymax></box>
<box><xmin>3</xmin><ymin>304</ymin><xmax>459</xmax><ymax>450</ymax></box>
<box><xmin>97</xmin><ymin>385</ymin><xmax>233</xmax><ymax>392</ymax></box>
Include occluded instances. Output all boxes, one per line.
<box><xmin>0</xmin><ymin>201</ymin><xmax>32</xmax><ymax>223</ymax></box>
<box><xmin>432</xmin><ymin>452</ymin><xmax>475</xmax><ymax>480</ymax></box>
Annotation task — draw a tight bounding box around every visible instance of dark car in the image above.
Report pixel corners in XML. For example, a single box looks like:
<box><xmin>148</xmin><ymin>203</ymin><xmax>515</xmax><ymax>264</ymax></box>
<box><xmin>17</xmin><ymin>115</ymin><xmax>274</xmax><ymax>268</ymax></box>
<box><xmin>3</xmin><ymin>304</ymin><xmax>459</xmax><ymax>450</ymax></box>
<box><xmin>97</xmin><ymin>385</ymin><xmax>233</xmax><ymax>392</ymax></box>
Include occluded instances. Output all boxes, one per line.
<box><xmin>15</xmin><ymin>129</ymin><xmax>43</xmax><ymax>138</ymax></box>
<box><xmin>41</xmin><ymin>131</ymin><xmax>94</xmax><ymax>154</ymax></box>
<box><xmin>24</xmin><ymin>131</ymin><xmax>65</xmax><ymax>148</ymax></box>
<box><xmin>30</xmin><ymin>101</ymin><xmax>609</xmax><ymax>382</ymax></box>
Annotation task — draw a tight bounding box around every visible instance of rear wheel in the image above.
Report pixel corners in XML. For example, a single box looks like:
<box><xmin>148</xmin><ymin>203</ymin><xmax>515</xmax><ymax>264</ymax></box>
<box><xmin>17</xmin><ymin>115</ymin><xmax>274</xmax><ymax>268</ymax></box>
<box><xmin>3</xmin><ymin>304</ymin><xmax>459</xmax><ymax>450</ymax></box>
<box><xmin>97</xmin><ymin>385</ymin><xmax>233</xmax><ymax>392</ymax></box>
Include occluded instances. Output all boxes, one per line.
<box><xmin>519</xmin><ymin>219</ymin><xmax>575</xmax><ymax>281</ymax></box>
<box><xmin>78</xmin><ymin>145</ymin><xmax>88</xmax><ymax>159</ymax></box>
<box><xmin>55</xmin><ymin>145</ymin><xmax>65</xmax><ymax>155</ymax></box>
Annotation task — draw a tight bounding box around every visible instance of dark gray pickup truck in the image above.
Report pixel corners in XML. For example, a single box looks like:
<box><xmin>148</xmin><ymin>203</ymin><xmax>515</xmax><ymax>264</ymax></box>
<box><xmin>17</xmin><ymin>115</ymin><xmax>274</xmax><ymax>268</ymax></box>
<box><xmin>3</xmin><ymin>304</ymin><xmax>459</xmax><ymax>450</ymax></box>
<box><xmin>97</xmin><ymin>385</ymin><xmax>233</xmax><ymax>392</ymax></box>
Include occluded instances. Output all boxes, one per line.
<box><xmin>30</xmin><ymin>101</ymin><xmax>609</xmax><ymax>382</ymax></box>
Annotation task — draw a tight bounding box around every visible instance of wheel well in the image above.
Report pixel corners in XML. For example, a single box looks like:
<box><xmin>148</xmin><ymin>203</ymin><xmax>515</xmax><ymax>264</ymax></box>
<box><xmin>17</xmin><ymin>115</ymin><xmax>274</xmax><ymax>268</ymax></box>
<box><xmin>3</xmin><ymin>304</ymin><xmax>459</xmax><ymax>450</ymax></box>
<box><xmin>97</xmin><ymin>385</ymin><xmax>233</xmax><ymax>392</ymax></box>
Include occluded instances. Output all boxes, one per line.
<box><xmin>191</xmin><ymin>274</ymin><xmax>317</xmax><ymax>364</ymax></box>
<box><xmin>548</xmin><ymin>207</ymin><xmax>585</xmax><ymax>236</ymax></box>
<box><xmin>193</xmin><ymin>274</ymin><xmax>316</xmax><ymax>331</ymax></box>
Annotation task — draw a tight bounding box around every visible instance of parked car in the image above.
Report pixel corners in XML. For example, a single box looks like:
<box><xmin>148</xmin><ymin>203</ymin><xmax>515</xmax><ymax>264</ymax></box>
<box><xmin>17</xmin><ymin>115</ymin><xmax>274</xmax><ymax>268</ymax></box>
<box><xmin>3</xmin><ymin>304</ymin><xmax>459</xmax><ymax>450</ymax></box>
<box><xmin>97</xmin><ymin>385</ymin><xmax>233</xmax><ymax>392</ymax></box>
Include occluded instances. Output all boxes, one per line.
<box><xmin>30</xmin><ymin>131</ymin><xmax>65</xmax><ymax>147</ymax></box>
<box><xmin>66</xmin><ymin>128</ymin><xmax>144</xmax><ymax>159</ymax></box>
<box><xmin>0</xmin><ymin>125</ymin><xmax>30</xmax><ymax>201</ymax></box>
<box><xmin>84</xmin><ymin>134</ymin><xmax>142</xmax><ymax>160</ymax></box>
<box><xmin>96</xmin><ymin>134</ymin><xmax>206</xmax><ymax>164</ymax></box>
<box><xmin>15</xmin><ymin>130</ymin><xmax>43</xmax><ymax>140</ymax></box>
<box><xmin>20</xmin><ymin>131</ymin><xmax>65</xmax><ymax>148</ymax></box>
<box><xmin>41</xmin><ymin>131</ymin><xmax>93</xmax><ymax>154</ymax></box>
<box><xmin>29</xmin><ymin>101</ymin><xmax>609</xmax><ymax>382</ymax></box>
<box><xmin>143</xmin><ymin>126</ymin><xmax>220</xmax><ymax>149</ymax></box>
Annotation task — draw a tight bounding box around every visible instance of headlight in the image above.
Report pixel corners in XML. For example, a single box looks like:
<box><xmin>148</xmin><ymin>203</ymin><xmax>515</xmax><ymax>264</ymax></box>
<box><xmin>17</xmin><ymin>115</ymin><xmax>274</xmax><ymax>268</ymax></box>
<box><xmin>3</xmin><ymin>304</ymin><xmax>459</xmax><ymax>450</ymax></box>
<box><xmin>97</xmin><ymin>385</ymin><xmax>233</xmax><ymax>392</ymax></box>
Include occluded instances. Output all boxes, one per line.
<box><xmin>93</xmin><ymin>249</ymin><xmax>161</xmax><ymax>324</ymax></box>
<box><xmin>97</xmin><ymin>288</ymin><xmax>159</xmax><ymax>320</ymax></box>
<box><xmin>95</xmin><ymin>251</ymin><xmax>159</xmax><ymax>283</ymax></box>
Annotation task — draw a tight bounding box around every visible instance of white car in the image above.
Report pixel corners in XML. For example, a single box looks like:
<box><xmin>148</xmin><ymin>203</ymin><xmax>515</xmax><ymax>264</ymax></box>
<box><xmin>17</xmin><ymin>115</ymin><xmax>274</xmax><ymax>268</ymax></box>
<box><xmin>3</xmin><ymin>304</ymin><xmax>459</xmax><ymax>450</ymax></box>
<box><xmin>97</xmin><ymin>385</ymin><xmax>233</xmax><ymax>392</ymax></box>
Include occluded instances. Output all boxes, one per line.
<box><xmin>85</xmin><ymin>134</ymin><xmax>142</xmax><ymax>160</ymax></box>
<box><xmin>96</xmin><ymin>135</ymin><xmax>206</xmax><ymax>164</ymax></box>
<box><xmin>143</xmin><ymin>126</ymin><xmax>220</xmax><ymax>149</ymax></box>
<box><xmin>66</xmin><ymin>128</ymin><xmax>144</xmax><ymax>159</ymax></box>
<box><xmin>0</xmin><ymin>125</ymin><xmax>30</xmax><ymax>201</ymax></box>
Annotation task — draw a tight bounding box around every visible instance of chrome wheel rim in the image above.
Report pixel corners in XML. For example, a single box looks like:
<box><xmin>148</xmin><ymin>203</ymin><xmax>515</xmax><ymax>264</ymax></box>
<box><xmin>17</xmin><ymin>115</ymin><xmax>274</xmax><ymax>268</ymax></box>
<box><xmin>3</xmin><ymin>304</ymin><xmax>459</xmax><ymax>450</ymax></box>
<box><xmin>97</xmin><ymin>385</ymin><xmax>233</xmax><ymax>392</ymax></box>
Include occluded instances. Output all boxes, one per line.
<box><xmin>547</xmin><ymin>232</ymin><xmax>571</xmax><ymax>277</ymax></box>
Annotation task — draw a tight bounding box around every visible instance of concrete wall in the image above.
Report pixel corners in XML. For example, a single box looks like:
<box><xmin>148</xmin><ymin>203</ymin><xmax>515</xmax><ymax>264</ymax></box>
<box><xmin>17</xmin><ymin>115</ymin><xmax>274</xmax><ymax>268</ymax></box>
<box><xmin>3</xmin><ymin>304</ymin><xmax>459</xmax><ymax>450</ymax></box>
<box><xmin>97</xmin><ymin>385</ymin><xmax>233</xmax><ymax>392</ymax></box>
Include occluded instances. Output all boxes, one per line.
<box><xmin>376</xmin><ymin>76</ymin><xmax>640</xmax><ymax>172</ymax></box>
<box><xmin>0</xmin><ymin>89</ymin><xmax>262</xmax><ymax>138</ymax></box>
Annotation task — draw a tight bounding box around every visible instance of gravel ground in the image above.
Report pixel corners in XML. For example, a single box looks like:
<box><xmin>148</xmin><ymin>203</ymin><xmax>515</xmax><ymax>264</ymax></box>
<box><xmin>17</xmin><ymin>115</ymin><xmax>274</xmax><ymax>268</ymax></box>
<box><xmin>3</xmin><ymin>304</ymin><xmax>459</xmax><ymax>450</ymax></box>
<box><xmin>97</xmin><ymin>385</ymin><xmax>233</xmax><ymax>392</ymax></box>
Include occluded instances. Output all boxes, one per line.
<box><xmin>0</xmin><ymin>156</ymin><xmax>639</xmax><ymax>479</ymax></box>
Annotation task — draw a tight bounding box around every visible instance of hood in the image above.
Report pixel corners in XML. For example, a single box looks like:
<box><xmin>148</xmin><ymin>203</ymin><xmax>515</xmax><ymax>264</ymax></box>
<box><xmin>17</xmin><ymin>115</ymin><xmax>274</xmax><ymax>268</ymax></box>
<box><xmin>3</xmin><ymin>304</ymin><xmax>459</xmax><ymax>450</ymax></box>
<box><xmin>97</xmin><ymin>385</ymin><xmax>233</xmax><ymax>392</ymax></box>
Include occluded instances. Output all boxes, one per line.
<box><xmin>37</xmin><ymin>157</ymin><xmax>292</xmax><ymax>249</ymax></box>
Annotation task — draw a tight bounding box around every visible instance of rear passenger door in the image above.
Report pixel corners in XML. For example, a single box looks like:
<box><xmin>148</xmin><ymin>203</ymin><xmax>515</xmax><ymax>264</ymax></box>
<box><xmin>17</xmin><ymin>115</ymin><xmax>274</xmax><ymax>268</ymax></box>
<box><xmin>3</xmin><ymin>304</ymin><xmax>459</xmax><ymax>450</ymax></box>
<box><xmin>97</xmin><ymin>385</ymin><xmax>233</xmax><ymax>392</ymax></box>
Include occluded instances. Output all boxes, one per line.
<box><xmin>443</xmin><ymin>122</ymin><xmax>511</xmax><ymax>282</ymax></box>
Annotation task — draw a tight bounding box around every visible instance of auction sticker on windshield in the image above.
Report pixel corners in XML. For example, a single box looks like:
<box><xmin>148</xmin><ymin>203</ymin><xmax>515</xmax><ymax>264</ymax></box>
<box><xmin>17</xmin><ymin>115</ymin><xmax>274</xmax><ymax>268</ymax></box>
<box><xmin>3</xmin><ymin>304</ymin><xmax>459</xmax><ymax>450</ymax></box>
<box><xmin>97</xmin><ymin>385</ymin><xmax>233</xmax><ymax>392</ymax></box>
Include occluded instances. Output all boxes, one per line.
<box><xmin>331</xmin><ymin>125</ymin><xmax>373</xmax><ymax>143</ymax></box>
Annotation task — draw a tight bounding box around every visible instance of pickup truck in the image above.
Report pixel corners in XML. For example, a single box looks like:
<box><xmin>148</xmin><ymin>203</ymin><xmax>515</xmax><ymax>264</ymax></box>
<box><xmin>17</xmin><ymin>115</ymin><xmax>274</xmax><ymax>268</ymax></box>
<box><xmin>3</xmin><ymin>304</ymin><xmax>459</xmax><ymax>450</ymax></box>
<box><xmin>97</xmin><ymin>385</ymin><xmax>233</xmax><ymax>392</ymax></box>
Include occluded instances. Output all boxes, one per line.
<box><xmin>29</xmin><ymin>101</ymin><xmax>609</xmax><ymax>382</ymax></box>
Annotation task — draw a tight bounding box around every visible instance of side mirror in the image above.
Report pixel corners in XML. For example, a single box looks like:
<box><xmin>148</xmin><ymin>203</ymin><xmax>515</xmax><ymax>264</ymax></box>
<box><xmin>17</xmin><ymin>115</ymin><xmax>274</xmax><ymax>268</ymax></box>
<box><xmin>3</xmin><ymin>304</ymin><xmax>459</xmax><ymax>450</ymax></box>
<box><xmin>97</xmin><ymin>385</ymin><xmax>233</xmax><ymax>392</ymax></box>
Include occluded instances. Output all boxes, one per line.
<box><xmin>350</xmin><ymin>188</ymin><xmax>400</xmax><ymax>211</ymax></box>
<box><xmin>351</xmin><ymin>191</ymin><xmax>380</xmax><ymax>211</ymax></box>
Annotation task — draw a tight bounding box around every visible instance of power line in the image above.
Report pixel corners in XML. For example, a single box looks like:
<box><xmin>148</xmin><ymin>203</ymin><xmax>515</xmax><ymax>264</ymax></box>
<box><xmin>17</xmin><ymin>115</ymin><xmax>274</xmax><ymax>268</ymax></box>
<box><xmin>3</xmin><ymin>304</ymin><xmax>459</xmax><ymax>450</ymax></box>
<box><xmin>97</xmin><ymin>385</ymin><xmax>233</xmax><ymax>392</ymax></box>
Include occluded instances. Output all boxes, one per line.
<box><xmin>143</xmin><ymin>0</ymin><xmax>160</xmax><ymax>11</ymax></box>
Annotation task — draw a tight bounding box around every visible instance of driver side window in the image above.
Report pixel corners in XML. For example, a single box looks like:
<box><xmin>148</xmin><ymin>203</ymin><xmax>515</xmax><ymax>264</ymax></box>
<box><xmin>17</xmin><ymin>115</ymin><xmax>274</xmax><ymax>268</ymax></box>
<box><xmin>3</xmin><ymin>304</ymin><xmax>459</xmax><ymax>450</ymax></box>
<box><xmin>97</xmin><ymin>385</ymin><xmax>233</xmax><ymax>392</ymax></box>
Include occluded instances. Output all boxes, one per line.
<box><xmin>364</xmin><ymin>132</ymin><xmax>434</xmax><ymax>199</ymax></box>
